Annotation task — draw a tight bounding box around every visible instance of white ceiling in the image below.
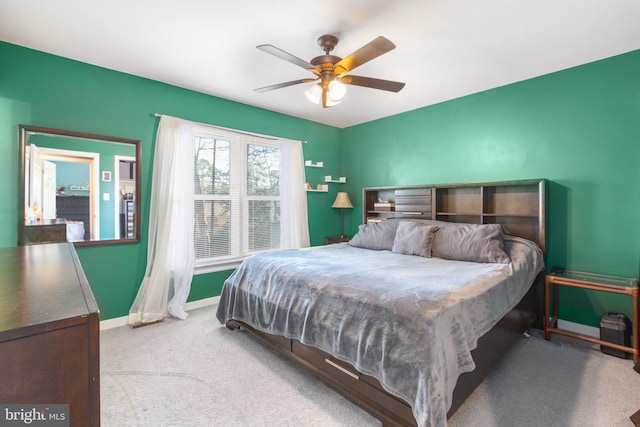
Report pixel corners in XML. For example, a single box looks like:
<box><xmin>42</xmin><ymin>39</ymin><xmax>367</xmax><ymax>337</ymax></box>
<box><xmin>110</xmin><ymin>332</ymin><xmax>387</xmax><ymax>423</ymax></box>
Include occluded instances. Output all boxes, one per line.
<box><xmin>1</xmin><ymin>0</ymin><xmax>639</xmax><ymax>128</ymax></box>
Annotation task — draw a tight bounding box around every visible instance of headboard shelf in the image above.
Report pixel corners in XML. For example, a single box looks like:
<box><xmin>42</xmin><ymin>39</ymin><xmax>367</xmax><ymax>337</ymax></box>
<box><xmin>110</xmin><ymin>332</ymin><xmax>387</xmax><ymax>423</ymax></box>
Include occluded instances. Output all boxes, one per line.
<box><xmin>482</xmin><ymin>213</ymin><xmax>540</xmax><ymax>218</ymax></box>
<box><xmin>363</xmin><ymin>179</ymin><xmax>546</xmax><ymax>253</ymax></box>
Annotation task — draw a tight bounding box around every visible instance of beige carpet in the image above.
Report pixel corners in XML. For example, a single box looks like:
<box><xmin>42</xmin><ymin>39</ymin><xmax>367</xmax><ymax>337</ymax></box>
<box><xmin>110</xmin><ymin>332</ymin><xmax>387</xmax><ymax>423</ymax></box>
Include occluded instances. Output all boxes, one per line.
<box><xmin>101</xmin><ymin>305</ymin><xmax>640</xmax><ymax>426</ymax></box>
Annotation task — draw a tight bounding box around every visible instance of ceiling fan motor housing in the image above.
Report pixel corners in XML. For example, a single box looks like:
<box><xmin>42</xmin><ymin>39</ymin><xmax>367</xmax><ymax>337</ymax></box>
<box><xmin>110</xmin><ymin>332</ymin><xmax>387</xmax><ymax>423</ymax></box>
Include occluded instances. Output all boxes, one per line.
<box><xmin>311</xmin><ymin>54</ymin><xmax>342</xmax><ymax>86</ymax></box>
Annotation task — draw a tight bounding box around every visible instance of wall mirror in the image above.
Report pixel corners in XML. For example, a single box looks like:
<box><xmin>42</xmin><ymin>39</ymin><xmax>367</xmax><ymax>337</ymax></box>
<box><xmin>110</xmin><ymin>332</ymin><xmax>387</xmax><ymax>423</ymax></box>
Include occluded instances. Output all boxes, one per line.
<box><xmin>18</xmin><ymin>125</ymin><xmax>141</xmax><ymax>246</ymax></box>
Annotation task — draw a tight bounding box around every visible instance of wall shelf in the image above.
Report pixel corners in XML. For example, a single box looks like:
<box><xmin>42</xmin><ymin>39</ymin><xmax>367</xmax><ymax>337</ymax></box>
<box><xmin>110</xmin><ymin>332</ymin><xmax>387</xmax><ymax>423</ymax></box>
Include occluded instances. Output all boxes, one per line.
<box><xmin>307</xmin><ymin>184</ymin><xmax>328</xmax><ymax>192</ymax></box>
<box><xmin>69</xmin><ymin>184</ymin><xmax>90</xmax><ymax>191</ymax></box>
<box><xmin>324</xmin><ymin>176</ymin><xmax>346</xmax><ymax>183</ymax></box>
<box><xmin>305</xmin><ymin>160</ymin><xmax>323</xmax><ymax>168</ymax></box>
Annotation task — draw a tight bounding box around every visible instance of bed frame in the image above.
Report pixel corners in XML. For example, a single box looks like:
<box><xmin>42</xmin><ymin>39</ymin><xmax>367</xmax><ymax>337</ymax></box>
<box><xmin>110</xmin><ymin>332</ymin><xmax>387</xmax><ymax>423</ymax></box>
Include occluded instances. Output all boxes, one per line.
<box><xmin>226</xmin><ymin>179</ymin><xmax>547</xmax><ymax>427</ymax></box>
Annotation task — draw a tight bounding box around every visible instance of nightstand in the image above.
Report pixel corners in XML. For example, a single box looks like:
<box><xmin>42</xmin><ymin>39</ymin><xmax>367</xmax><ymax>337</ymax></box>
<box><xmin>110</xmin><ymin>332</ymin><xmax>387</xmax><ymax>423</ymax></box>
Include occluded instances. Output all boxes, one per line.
<box><xmin>544</xmin><ymin>269</ymin><xmax>639</xmax><ymax>363</ymax></box>
<box><xmin>324</xmin><ymin>235</ymin><xmax>350</xmax><ymax>245</ymax></box>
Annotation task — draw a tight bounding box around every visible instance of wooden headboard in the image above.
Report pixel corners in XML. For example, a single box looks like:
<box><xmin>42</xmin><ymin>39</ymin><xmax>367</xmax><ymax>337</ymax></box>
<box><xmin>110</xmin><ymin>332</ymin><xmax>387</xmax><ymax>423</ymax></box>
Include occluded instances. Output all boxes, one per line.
<box><xmin>362</xmin><ymin>179</ymin><xmax>547</xmax><ymax>254</ymax></box>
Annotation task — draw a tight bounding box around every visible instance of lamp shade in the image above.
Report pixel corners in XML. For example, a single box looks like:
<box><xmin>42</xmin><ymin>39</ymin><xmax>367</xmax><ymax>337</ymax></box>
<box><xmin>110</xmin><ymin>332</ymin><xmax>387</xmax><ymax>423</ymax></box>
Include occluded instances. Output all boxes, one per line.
<box><xmin>328</xmin><ymin>80</ymin><xmax>347</xmax><ymax>102</ymax></box>
<box><xmin>305</xmin><ymin>81</ymin><xmax>347</xmax><ymax>107</ymax></box>
<box><xmin>332</xmin><ymin>192</ymin><xmax>353</xmax><ymax>209</ymax></box>
<box><xmin>305</xmin><ymin>84</ymin><xmax>322</xmax><ymax>104</ymax></box>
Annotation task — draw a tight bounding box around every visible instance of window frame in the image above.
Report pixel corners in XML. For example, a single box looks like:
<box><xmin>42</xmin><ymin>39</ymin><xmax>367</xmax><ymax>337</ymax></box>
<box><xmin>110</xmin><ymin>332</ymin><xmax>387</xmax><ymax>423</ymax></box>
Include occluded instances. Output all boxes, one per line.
<box><xmin>193</xmin><ymin>124</ymin><xmax>281</xmax><ymax>274</ymax></box>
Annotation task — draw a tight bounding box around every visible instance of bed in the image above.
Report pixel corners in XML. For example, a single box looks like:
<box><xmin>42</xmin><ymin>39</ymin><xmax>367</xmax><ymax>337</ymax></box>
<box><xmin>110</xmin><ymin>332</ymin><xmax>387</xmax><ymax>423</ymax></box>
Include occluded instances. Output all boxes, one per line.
<box><xmin>216</xmin><ymin>180</ymin><xmax>546</xmax><ymax>427</ymax></box>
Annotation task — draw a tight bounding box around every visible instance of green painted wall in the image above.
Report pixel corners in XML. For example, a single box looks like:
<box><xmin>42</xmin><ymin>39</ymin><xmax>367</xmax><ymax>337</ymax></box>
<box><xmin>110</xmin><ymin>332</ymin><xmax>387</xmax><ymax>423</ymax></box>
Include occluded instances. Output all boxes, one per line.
<box><xmin>0</xmin><ymin>41</ymin><xmax>341</xmax><ymax>319</ymax></box>
<box><xmin>340</xmin><ymin>49</ymin><xmax>640</xmax><ymax>327</ymax></box>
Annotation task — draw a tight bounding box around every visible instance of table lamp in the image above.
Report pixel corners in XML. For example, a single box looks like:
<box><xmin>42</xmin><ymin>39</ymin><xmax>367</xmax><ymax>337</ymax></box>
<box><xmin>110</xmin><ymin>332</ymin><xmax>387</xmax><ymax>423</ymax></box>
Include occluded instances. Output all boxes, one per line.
<box><xmin>331</xmin><ymin>192</ymin><xmax>353</xmax><ymax>239</ymax></box>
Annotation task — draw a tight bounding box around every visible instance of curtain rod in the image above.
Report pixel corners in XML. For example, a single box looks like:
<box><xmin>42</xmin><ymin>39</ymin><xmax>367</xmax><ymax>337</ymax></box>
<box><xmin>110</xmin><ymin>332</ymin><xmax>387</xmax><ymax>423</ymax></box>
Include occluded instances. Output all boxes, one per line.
<box><xmin>152</xmin><ymin>113</ymin><xmax>307</xmax><ymax>143</ymax></box>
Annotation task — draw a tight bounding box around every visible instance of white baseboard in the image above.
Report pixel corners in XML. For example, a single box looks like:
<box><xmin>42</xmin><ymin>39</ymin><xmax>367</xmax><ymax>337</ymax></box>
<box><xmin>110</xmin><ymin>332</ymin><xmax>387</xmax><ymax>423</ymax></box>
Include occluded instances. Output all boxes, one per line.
<box><xmin>183</xmin><ymin>296</ymin><xmax>220</xmax><ymax>311</ymax></box>
<box><xmin>99</xmin><ymin>296</ymin><xmax>220</xmax><ymax>331</ymax></box>
<box><xmin>100</xmin><ymin>300</ymin><xmax>599</xmax><ymax>336</ymax></box>
<box><xmin>556</xmin><ymin>319</ymin><xmax>599</xmax><ymax>338</ymax></box>
<box><xmin>99</xmin><ymin>315</ymin><xmax>130</xmax><ymax>331</ymax></box>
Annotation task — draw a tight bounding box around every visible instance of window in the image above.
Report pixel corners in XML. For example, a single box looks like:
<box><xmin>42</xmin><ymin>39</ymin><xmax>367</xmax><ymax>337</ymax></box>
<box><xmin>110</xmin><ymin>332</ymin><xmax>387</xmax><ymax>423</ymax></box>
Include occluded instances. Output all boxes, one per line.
<box><xmin>193</xmin><ymin>125</ymin><xmax>281</xmax><ymax>272</ymax></box>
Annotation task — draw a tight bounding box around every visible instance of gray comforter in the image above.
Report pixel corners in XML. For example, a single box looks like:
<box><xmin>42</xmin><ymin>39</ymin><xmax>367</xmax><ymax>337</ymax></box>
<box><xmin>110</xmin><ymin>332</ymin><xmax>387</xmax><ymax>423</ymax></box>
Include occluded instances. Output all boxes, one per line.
<box><xmin>216</xmin><ymin>236</ymin><xmax>544</xmax><ymax>426</ymax></box>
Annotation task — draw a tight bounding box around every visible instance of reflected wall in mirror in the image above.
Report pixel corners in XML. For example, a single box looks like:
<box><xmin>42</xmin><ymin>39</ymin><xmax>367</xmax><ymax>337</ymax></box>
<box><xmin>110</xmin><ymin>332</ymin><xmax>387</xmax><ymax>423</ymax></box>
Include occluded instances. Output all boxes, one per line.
<box><xmin>18</xmin><ymin>125</ymin><xmax>141</xmax><ymax>246</ymax></box>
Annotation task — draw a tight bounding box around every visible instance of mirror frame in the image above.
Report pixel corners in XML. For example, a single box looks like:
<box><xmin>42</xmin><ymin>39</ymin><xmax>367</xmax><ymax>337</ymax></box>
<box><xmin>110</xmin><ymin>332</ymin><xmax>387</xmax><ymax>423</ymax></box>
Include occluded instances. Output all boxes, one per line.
<box><xmin>18</xmin><ymin>125</ymin><xmax>141</xmax><ymax>246</ymax></box>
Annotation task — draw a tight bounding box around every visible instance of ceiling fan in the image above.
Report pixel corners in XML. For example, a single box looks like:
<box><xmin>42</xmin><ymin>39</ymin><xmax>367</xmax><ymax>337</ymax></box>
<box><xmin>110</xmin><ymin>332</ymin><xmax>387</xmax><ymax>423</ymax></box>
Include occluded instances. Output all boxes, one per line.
<box><xmin>255</xmin><ymin>35</ymin><xmax>405</xmax><ymax>108</ymax></box>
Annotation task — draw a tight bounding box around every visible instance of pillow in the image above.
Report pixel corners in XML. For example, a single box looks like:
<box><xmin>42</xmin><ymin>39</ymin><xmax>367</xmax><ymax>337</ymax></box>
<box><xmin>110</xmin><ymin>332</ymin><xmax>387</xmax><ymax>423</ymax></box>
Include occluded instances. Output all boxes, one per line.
<box><xmin>391</xmin><ymin>222</ymin><xmax>439</xmax><ymax>257</ymax></box>
<box><xmin>430</xmin><ymin>222</ymin><xmax>510</xmax><ymax>263</ymax></box>
<box><xmin>348</xmin><ymin>220</ymin><xmax>401</xmax><ymax>251</ymax></box>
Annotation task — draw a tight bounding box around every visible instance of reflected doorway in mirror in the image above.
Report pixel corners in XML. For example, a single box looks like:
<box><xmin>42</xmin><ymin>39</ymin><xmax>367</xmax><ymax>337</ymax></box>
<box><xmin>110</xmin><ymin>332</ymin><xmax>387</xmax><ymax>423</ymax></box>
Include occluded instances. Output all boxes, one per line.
<box><xmin>18</xmin><ymin>125</ymin><xmax>141</xmax><ymax>246</ymax></box>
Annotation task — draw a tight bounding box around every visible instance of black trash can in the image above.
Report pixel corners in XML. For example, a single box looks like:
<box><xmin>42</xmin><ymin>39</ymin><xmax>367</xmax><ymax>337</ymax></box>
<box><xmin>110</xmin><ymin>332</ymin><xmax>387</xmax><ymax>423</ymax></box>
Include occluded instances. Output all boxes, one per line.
<box><xmin>599</xmin><ymin>312</ymin><xmax>631</xmax><ymax>359</ymax></box>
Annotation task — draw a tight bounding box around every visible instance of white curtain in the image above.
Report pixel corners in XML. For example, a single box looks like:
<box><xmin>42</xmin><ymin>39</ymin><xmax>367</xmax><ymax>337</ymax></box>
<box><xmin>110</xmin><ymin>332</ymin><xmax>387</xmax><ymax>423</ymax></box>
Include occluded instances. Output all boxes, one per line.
<box><xmin>128</xmin><ymin>116</ymin><xmax>195</xmax><ymax>325</ymax></box>
<box><xmin>279</xmin><ymin>139</ymin><xmax>310</xmax><ymax>249</ymax></box>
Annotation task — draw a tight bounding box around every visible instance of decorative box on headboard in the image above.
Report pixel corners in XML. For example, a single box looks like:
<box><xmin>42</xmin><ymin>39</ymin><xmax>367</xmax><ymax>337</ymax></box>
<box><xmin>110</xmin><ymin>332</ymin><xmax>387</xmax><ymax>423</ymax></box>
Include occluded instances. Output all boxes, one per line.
<box><xmin>373</xmin><ymin>201</ymin><xmax>395</xmax><ymax>211</ymax></box>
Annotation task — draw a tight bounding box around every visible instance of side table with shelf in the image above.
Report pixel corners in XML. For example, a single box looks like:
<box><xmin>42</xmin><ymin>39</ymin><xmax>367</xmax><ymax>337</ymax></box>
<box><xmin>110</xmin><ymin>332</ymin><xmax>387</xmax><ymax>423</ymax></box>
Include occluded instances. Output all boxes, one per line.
<box><xmin>544</xmin><ymin>270</ymin><xmax>639</xmax><ymax>363</ymax></box>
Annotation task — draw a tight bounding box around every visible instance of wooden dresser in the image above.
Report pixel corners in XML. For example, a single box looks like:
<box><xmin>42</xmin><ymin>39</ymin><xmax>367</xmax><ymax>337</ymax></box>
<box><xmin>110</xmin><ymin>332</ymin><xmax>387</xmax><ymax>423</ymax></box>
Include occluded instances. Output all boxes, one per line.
<box><xmin>0</xmin><ymin>243</ymin><xmax>100</xmax><ymax>427</ymax></box>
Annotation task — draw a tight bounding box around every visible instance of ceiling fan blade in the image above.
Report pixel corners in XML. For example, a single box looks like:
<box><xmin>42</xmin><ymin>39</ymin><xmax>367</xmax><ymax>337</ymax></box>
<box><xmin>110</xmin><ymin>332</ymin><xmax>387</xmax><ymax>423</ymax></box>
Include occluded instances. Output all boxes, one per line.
<box><xmin>339</xmin><ymin>75</ymin><xmax>405</xmax><ymax>92</ymax></box>
<box><xmin>333</xmin><ymin>36</ymin><xmax>396</xmax><ymax>74</ymax></box>
<box><xmin>257</xmin><ymin>44</ymin><xmax>320</xmax><ymax>74</ymax></box>
<box><xmin>254</xmin><ymin>78</ymin><xmax>318</xmax><ymax>93</ymax></box>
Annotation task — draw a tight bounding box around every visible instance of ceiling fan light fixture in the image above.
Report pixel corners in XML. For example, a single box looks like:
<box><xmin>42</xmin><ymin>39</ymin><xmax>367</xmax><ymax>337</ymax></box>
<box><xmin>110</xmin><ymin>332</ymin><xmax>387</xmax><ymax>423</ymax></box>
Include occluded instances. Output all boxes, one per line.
<box><xmin>305</xmin><ymin>84</ymin><xmax>322</xmax><ymax>104</ymax></box>
<box><xmin>328</xmin><ymin>80</ymin><xmax>347</xmax><ymax>102</ymax></box>
<box><xmin>305</xmin><ymin>80</ymin><xmax>346</xmax><ymax>107</ymax></box>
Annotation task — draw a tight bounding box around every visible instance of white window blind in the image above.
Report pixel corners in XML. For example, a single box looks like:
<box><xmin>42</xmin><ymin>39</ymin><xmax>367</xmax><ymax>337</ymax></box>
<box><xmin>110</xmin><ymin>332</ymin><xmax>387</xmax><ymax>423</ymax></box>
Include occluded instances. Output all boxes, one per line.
<box><xmin>193</xmin><ymin>124</ymin><xmax>281</xmax><ymax>272</ymax></box>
